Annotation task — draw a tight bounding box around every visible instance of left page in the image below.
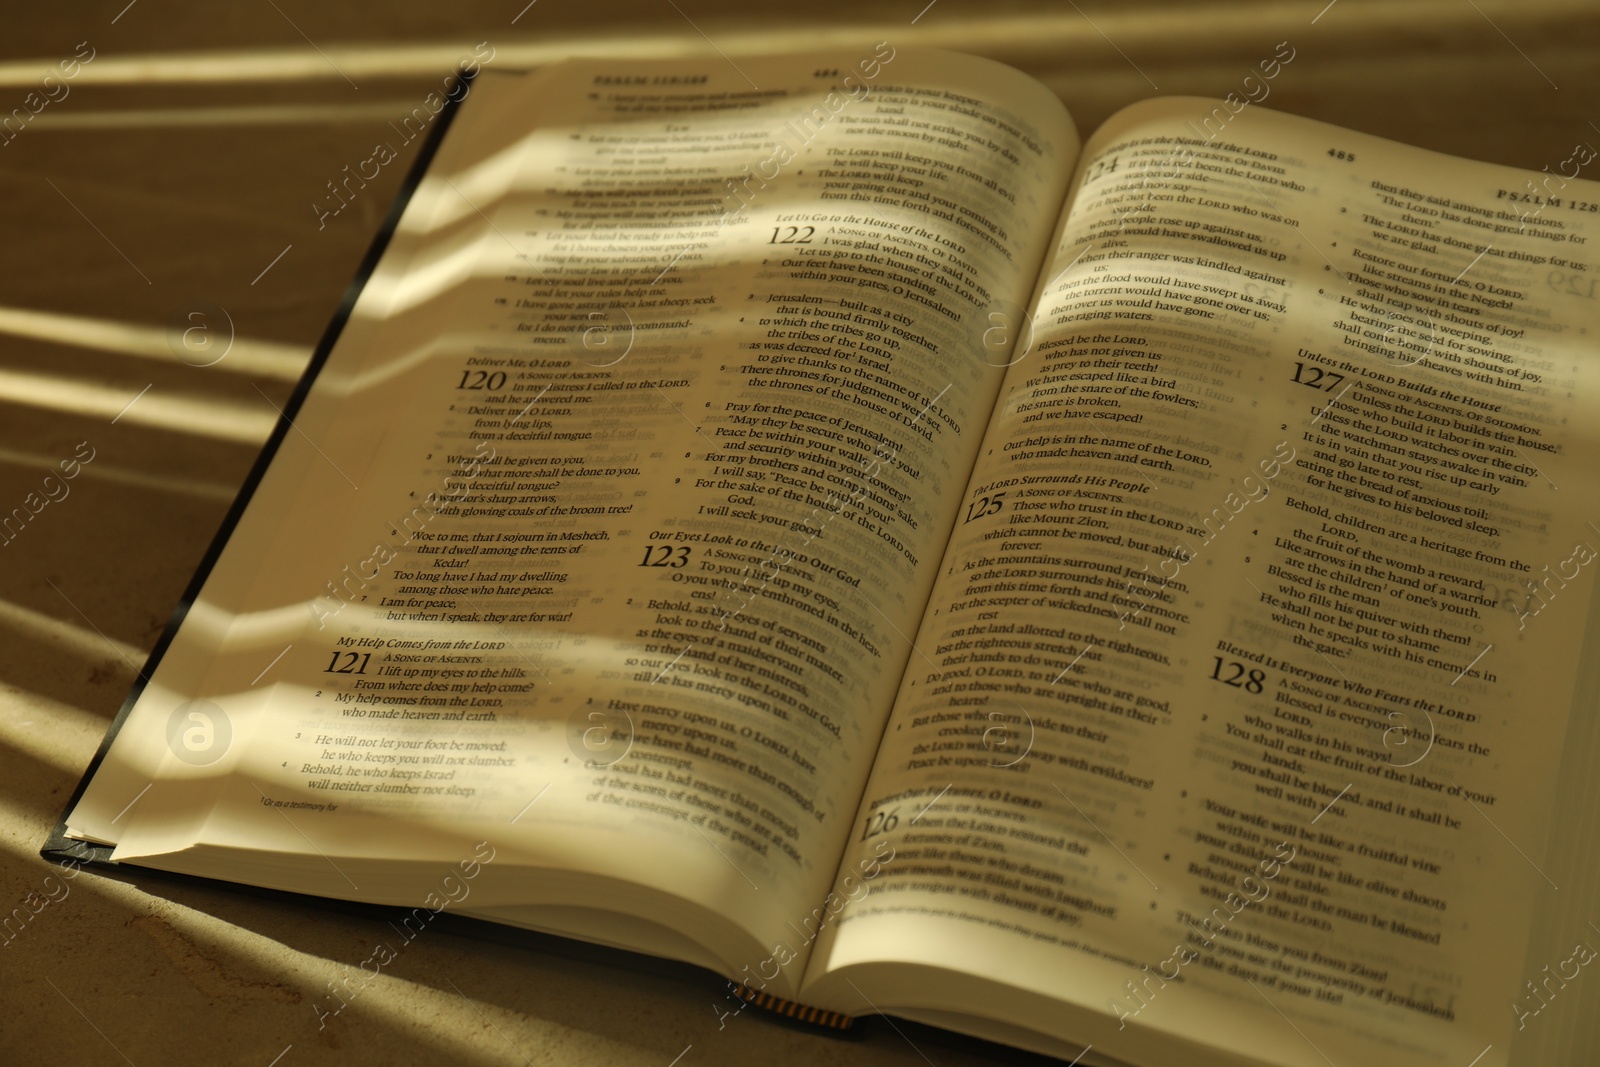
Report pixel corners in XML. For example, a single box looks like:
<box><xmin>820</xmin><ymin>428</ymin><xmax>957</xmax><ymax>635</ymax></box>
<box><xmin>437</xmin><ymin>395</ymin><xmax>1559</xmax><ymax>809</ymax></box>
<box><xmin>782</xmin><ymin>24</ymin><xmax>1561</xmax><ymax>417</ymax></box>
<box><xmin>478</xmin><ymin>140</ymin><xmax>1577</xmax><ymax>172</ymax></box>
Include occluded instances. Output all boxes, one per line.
<box><xmin>63</xmin><ymin>49</ymin><xmax>1078</xmax><ymax>991</ymax></box>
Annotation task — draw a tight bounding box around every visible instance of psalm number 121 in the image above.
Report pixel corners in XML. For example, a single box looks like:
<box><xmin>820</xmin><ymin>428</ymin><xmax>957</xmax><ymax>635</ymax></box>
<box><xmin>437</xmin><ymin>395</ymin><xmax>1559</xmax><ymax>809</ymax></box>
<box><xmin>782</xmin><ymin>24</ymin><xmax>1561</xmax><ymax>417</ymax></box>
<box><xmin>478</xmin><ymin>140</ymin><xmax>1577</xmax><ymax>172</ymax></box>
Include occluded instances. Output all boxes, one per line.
<box><xmin>324</xmin><ymin>652</ymin><xmax>370</xmax><ymax>675</ymax></box>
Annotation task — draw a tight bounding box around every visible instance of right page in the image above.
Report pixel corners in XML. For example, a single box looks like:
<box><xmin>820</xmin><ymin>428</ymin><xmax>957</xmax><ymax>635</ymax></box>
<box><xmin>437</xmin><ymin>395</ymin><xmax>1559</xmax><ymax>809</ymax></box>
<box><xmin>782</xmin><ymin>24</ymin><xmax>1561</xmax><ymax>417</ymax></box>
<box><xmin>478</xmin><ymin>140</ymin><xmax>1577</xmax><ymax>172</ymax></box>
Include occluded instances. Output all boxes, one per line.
<box><xmin>803</xmin><ymin>97</ymin><xmax>1600</xmax><ymax>1067</ymax></box>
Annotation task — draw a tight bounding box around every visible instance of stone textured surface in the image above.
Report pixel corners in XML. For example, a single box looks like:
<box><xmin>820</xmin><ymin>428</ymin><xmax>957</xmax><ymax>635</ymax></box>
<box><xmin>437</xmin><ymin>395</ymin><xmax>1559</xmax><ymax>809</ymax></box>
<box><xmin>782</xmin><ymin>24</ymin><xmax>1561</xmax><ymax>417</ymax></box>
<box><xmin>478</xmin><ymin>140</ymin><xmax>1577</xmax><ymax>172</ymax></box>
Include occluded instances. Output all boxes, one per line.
<box><xmin>1</xmin><ymin>2</ymin><xmax>1595</xmax><ymax>1065</ymax></box>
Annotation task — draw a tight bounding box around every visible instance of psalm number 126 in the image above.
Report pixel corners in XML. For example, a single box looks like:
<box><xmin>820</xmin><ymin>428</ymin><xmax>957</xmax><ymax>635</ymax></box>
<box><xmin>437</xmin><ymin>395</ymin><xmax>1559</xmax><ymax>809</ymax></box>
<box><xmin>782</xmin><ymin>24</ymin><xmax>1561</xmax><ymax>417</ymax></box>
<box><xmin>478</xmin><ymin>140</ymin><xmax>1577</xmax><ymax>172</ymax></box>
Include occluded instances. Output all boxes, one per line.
<box><xmin>861</xmin><ymin>807</ymin><xmax>899</xmax><ymax>841</ymax></box>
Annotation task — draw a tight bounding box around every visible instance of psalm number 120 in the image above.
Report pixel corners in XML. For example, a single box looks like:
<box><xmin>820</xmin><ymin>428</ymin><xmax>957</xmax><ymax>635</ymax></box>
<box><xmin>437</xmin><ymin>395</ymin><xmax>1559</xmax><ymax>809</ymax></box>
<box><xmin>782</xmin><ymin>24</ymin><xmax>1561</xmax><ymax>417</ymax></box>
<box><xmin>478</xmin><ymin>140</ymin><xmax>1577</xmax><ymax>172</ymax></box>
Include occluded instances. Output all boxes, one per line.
<box><xmin>458</xmin><ymin>370</ymin><xmax>506</xmax><ymax>390</ymax></box>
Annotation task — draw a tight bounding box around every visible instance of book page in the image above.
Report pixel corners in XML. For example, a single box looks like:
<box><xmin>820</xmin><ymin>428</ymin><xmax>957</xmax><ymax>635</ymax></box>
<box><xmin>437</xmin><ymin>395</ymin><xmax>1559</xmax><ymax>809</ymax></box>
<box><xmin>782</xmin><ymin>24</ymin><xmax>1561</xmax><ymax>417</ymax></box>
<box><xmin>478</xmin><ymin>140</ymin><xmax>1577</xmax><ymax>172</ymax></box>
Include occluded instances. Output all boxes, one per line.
<box><xmin>806</xmin><ymin>95</ymin><xmax>1600</xmax><ymax>1066</ymax></box>
<box><xmin>65</xmin><ymin>50</ymin><xmax>1078</xmax><ymax>991</ymax></box>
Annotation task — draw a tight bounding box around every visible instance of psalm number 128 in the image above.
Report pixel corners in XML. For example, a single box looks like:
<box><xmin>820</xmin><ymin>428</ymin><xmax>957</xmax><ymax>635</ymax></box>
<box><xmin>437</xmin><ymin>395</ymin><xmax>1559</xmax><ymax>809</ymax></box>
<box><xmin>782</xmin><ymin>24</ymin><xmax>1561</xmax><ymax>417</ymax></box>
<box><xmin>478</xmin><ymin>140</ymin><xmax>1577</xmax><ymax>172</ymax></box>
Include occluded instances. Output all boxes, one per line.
<box><xmin>1210</xmin><ymin>656</ymin><xmax>1265</xmax><ymax>693</ymax></box>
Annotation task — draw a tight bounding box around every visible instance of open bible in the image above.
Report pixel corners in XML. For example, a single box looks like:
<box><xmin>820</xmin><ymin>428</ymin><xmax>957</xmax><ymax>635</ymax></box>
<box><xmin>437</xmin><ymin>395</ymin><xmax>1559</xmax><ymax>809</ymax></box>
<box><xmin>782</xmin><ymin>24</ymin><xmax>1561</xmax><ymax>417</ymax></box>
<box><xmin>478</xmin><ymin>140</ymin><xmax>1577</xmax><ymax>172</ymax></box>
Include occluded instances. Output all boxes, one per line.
<box><xmin>52</xmin><ymin>45</ymin><xmax>1600</xmax><ymax>1067</ymax></box>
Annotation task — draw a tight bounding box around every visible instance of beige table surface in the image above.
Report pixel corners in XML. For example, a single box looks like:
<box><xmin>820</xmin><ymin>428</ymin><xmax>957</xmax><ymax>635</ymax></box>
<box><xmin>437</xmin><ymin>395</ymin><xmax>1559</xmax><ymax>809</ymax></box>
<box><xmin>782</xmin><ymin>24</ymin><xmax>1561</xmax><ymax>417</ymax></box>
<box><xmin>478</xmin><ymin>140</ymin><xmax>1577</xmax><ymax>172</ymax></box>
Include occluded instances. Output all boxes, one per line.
<box><xmin>1</xmin><ymin>2</ymin><xmax>1596</xmax><ymax>1065</ymax></box>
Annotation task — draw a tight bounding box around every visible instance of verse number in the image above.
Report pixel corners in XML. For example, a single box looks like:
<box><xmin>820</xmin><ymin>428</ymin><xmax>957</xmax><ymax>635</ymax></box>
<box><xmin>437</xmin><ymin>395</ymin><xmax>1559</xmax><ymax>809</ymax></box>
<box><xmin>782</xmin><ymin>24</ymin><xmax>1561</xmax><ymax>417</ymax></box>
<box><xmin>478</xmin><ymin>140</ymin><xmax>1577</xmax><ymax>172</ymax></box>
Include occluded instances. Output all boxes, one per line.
<box><xmin>1547</xmin><ymin>269</ymin><xmax>1597</xmax><ymax>300</ymax></box>
<box><xmin>861</xmin><ymin>806</ymin><xmax>899</xmax><ymax>841</ymax></box>
<box><xmin>1328</xmin><ymin>148</ymin><xmax>1356</xmax><ymax>162</ymax></box>
<box><xmin>1292</xmin><ymin>361</ymin><xmax>1345</xmax><ymax>392</ymax></box>
<box><xmin>769</xmin><ymin>225</ymin><xmax>815</xmax><ymax>244</ymax></box>
<box><xmin>965</xmin><ymin>492</ymin><xmax>1006</xmax><ymax>523</ymax></box>
<box><xmin>457</xmin><ymin>369</ymin><xmax>507</xmax><ymax>390</ymax></box>
<box><xmin>324</xmin><ymin>651</ymin><xmax>370</xmax><ymax>675</ymax></box>
<box><xmin>1210</xmin><ymin>656</ymin><xmax>1265</xmax><ymax>694</ymax></box>
<box><xmin>639</xmin><ymin>545</ymin><xmax>692</xmax><ymax>568</ymax></box>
